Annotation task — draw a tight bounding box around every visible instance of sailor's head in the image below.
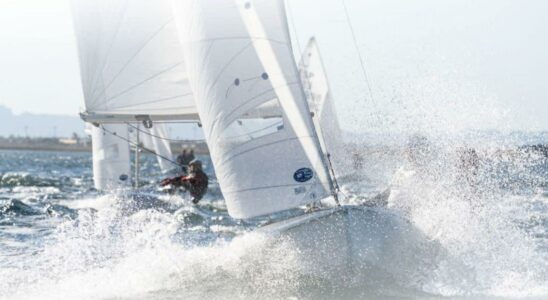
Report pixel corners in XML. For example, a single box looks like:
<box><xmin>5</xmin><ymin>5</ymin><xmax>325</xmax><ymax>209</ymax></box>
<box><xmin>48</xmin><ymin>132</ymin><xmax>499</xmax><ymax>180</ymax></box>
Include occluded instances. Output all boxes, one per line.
<box><xmin>189</xmin><ymin>159</ymin><xmax>203</xmax><ymax>171</ymax></box>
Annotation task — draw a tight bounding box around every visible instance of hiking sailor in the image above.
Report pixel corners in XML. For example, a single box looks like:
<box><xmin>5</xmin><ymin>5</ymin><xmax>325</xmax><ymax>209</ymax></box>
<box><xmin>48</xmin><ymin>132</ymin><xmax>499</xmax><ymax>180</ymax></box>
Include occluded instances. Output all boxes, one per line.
<box><xmin>160</xmin><ymin>160</ymin><xmax>209</xmax><ymax>204</ymax></box>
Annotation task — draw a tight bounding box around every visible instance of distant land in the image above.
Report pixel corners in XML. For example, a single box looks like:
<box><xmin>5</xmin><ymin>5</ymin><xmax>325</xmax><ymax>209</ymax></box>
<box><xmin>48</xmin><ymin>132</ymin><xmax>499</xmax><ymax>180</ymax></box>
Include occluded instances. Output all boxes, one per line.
<box><xmin>1</xmin><ymin>104</ymin><xmax>546</xmax><ymax>148</ymax></box>
<box><xmin>0</xmin><ymin>105</ymin><xmax>85</xmax><ymax>138</ymax></box>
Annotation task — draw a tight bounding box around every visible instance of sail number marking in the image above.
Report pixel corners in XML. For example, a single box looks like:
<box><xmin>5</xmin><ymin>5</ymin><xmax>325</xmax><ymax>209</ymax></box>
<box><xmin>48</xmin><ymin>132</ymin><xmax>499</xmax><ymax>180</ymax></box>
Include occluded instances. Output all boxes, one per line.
<box><xmin>293</xmin><ymin>168</ymin><xmax>314</xmax><ymax>183</ymax></box>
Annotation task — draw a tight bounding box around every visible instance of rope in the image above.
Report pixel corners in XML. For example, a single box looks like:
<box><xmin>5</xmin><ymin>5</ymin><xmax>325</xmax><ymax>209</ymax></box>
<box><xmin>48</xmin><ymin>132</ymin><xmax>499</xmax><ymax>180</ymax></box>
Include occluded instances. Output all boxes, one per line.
<box><xmin>99</xmin><ymin>125</ymin><xmax>181</xmax><ymax>168</ymax></box>
<box><xmin>340</xmin><ymin>0</ymin><xmax>382</xmax><ymax>123</ymax></box>
<box><xmin>125</xmin><ymin>122</ymin><xmax>203</xmax><ymax>143</ymax></box>
<box><xmin>286</xmin><ymin>0</ymin><xmax>303</xmax><ymax>55</ymax></box>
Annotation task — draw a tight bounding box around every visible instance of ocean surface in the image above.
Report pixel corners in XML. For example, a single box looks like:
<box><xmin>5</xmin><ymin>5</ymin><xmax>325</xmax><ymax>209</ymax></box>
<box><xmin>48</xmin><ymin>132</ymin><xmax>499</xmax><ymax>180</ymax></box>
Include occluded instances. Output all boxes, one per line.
<box><xmin>0</xmin><ymin>146</ymin><xmax>547</xmax><ymax>299</ymax></box>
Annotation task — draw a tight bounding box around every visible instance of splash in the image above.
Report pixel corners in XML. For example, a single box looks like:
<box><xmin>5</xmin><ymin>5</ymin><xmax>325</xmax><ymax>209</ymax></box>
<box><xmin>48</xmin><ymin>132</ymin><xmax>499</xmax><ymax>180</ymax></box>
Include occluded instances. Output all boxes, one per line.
<box><xmin>383</xmin><ymin>139</ymin><xmax>548</xmax><ymax>298</ymax></box>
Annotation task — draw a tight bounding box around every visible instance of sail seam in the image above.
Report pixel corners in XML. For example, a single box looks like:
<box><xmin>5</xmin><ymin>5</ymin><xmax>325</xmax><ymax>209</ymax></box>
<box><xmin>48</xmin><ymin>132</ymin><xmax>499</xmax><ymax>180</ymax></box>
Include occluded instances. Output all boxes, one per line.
<box><xmin>223</xmin><ymin>181</ymin><xmax>331</xmax><ymax>194</ymax></box>
<box><xmin>104</xmin><ymin>62</ymin><xmax>185</xmax><ymax>103</ymax></box>
<box><xmin>86</xmin><ymin>3</ymin><xmax>129</xmax><ymax>107</ymax></box>
<box><xmin>216</xmin><ymin>135</ymin><xmax>314</xmax><ymax>167</ymax></box>
<box><xmin>90</xmin><ymin>19</ymin><xmax>175</xmax><ymax>107</ymax></box>
<box><xmin>222</xmin><ymin>82</ymin><xmax>298</xmax><ymax>125</ymax></box>
<box><xmin>105</xmin><ymin>93</ymin><xmax>193</xmax><ymax>110</ymax></box>
<box><xmin>205</xmin><ymin>41</ymin><xmax>255</xmax><ymax>136</ymax></box>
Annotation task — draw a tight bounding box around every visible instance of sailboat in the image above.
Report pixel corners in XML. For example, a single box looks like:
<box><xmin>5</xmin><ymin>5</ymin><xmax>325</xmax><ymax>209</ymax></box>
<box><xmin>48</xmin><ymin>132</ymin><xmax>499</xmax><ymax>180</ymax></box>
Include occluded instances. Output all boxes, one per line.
<box><xmin>71</xmin><ymin>0</ymin><xmax>202</xmax><ymax>190</ymax></box>
<box><xmin>73</xmin><ymin>0</ymin><xmax>418</xmax><ymax>276</ymax></box>
<box><xmin>71</xmin><ymin>0</ymin><xmax>347</xmax><ymax>192</ymax></box>
<box><xmin>168</xmin><ymin>0</ymin><xmax>422</xmax><ymax>277</ymax></box>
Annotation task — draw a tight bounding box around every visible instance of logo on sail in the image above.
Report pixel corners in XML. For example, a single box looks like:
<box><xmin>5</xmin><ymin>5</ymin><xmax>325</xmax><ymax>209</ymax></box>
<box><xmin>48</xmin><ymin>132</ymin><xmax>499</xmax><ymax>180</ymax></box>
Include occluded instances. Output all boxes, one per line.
<box><xmin>293</xmin><ymin>168</ymin><xmax>314</xmax><ymax>183</ymax></box>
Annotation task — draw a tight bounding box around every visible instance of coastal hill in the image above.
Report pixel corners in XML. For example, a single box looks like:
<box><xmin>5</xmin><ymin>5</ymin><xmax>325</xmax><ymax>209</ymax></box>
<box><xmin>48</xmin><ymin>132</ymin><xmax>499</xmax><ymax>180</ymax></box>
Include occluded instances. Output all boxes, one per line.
<box><xmin>0</xmin><ymin>105</ymin><xmax>85</xmax><ymax>138</ymax></box>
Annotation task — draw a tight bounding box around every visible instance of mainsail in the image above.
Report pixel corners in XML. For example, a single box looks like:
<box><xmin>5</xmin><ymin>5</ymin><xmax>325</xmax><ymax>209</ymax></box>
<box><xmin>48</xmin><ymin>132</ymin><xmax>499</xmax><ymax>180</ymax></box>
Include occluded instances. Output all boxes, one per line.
<box><xmin>172</xmin><ymin>0</ymin><xmax>335</xmax><ymax>219</ymax></box>
<box><xmin>91</xmin><ymin>124</ymin><xmax>131</xmax><ymax>190</ymax></box>
<box><xmin>299</xmin><ymin>38</ymin><xmax>349</xmax><ymax>179</ymax></box>
<box><xmin>71</xmin><ymin>0</ymin><xmax>199</xmax><ymax>123</ymax></box>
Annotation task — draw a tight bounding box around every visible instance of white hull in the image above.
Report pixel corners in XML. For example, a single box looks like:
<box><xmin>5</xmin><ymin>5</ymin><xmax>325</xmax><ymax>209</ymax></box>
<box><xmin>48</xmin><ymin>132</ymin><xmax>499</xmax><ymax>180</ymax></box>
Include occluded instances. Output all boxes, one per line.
<box><xmin>258</xmin><ymin>205</ymin><xmax>436</xmax><ymax>283</ymax></box>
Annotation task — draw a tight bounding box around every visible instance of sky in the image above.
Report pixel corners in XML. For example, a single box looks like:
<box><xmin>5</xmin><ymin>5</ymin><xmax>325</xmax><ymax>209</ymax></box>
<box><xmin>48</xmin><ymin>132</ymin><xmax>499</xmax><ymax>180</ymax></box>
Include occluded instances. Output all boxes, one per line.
<box><xmin>0</xmin><ymin>0</ymin><xmax>547</xmax><ymax>134</ymax></box>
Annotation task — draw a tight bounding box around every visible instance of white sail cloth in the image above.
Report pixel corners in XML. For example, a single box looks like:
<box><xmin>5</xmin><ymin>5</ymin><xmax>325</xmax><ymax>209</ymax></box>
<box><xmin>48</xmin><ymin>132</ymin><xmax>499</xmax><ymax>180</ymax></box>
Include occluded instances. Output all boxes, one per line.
<box><xmin>71</xmin><ymin>0</ymin><xmax>199</xmax><ymax>122</ymax></box>
<box><xmin>172</xmin><ymin>0</ymin><xmax>333</xmax><ymax>219</ymax></box>
<box><xmin>299</xmin><ymin>38</ymin><xmax>349</xmax><ymax>179</ymax></box>
<box><xmin>140</xmin><ymin>124</ymin><xmax>175</xmax><ymax>173</ymax></box>
<box><xmin>91</xmin><ymin>124</ymin><xmax>131</xmax><ymax>190</ymax></box>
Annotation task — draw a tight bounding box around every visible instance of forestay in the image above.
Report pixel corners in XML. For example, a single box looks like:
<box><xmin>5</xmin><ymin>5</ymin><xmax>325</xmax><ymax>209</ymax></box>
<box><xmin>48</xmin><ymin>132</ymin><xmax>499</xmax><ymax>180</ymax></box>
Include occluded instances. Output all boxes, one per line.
<box><xmin>299</xmin><ymin>38</ymin><xmax>349</xmax><ymax>179</ymax></box>
<box><xmin>172</xmin><ymin>0</ymin><xmax>334</xmax><ymax>219</ymax></box>
<box><xmin>71</xmin><ymin>0</ymin><xmax>199</xmax><ymax>123</ymax></box>
<box><xmin>91</xmin><ymin>124</ymin><xmax>131</xmax><ymax>190</ymax></box>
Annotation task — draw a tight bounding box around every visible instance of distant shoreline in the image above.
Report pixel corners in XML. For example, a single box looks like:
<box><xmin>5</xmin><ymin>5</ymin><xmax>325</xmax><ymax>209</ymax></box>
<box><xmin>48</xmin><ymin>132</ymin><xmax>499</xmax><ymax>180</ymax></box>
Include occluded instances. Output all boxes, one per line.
<box><xmin>0</xmin><ymin>144</ymin><xmax>91</xmax><ymax>153</ymax></box>
<box><xmin>0</xmin><ymin>142</ymin><xmax>210</xmax><ymax>155</ymax></box>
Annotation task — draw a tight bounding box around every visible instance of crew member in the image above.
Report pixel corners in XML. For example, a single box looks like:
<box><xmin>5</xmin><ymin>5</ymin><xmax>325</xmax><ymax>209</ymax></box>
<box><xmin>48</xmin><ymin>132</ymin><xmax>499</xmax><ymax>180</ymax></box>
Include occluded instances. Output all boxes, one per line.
<box><xmin>161</xmin><ymin>160</ymin><xmax>208</xmax><ymax>204</ymax></box>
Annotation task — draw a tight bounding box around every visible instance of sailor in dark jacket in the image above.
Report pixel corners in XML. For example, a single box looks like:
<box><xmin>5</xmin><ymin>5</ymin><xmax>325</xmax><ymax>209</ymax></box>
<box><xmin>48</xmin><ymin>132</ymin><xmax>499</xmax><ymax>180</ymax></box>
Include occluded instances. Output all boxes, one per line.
<box><xmin>161</xmin><ymin>160</ymin><xmax>208</xmax><ymax>204</ymax></box>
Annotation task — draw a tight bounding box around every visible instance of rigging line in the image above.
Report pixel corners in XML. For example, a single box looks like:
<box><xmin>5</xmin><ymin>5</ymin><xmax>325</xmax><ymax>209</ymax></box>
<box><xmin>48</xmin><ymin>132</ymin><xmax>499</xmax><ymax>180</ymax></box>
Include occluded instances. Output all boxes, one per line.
<box><xmin>143</xmin><ymin>120</ymin><xmax>201</xmax><ymax>125</ymax></box>
<box><xmin>125</xmin><ymin>122</ymin><xmax>200</xmax><ymax>143</ymax></box>
<box><xmin>285</xmin><ymin>0</ymin><xmax>302</xmax><ymax>55</ymax></box>
<box><xmin>99</xmin><ymin>124</ymin><xmax>181</xmax><ymax>168</ymax></box>
<box><xmin>340</xmin><ymin>0</ymin><xmax>381</xmax><ymax>122</ymax></box>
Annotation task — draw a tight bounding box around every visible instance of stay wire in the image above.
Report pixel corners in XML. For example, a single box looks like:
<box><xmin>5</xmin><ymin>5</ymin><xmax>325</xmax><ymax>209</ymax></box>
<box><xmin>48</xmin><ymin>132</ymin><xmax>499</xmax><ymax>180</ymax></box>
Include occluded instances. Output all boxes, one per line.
<box><xmin>98</xmin><ymin>125</ymin><xmax>181</xmax><ymax>168</ymax></box>
<box><xmin>340</xmin><ymin>0</ymin><xmax>382</xmax><ymax>124</ymax></box>
<box><xmin>125</xmin><ymin>122</ymin><xmax>203</xmax><ymax>143</ymax></box>
<box><xmin>286</xmin><ymin>0</ymin><xmax>303</xmax><ymax>55</ymax></box>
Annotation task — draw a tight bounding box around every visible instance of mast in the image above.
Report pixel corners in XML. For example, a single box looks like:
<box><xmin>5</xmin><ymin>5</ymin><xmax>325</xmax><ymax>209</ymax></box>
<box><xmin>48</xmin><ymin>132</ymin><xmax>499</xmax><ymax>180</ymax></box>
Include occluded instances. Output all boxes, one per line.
<box><xmin>134</xmin><ymin>124</ymin><xmax>140</xmax><ymax>189</ymax></box>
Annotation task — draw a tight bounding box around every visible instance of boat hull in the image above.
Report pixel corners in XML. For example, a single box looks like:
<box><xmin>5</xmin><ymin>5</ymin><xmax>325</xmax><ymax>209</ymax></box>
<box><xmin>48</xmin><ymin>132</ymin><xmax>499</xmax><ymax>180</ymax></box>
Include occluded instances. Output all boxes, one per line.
<box><xmin>258</xmin><ymin>205</ymin><xmax>436</xmax><ymax>284</ymax></box>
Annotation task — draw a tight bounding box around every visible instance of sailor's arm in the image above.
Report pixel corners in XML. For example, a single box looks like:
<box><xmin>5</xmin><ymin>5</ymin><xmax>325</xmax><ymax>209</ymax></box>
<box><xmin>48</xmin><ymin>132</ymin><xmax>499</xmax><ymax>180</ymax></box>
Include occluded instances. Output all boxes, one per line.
<box><xmin>160</xmin><ymin>175</ymin><xmax>187</xmax><ymax>187</ymax></box>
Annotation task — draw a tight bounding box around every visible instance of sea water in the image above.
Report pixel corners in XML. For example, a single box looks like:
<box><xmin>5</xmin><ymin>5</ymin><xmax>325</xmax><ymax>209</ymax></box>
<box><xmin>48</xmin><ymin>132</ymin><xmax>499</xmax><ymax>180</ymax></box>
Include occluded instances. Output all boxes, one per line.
<box><xmin>0</xmin><ymin>145</ymin><xmax>546</xmax><ymax>299</ymax></box>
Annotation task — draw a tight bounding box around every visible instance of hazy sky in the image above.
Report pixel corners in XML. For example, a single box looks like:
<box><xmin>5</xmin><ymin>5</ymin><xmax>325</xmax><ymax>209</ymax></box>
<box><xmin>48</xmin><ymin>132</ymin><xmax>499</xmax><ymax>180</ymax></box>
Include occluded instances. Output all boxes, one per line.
<box><xmin>0</xmin><ymin>0</ymin><xmax>547</xmax><ymax>133</ymax></box>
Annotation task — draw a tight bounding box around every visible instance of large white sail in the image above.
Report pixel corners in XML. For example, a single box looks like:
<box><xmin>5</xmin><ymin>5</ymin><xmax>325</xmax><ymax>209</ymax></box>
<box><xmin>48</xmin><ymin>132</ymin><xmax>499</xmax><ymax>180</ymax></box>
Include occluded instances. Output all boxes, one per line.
<box><xmin>140</xmin><ymin>124</ymin><xmax>175</xmax><ymax>173</ymax></box>
<box><xmin>172</xmin><ymin>0</ymin><xmax>334</xmax><ymax>219</ymax></box>
<box><xmin>71</xmin><ymin>0</ymin><xmax>198</xmax><ymax>123</ymax></box>
<box><xmin>91</xmin><ymin>124</ymin><xmax>131</xmax><ymax>190</ymax></box>
<box><xmin>299</xmin><ymin>38</ymin><xmax>349</xmax><ymax>179</ymax></box>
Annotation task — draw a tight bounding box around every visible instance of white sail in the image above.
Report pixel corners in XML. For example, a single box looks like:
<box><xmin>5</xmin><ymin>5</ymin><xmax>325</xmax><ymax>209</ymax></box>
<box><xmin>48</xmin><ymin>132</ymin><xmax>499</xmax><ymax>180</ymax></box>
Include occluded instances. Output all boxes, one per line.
<box><xmin>172</xmin><ymin>0</ymin><xmax>334</xmax><ymax>219</ymax></box>
<box><xmin>299</xmin><ymin>38</ymin><xmax>349</xmax><ymax>179</ymax></box>
<box><xmin>140</xmin><ymin>124</ymin><xmax>175</xmax><ymax>173</ymax></box>
<box><xmin>91</xmin><ymin>124</ymin><xmax>131</xmax><ymax>190</ymax></box>
<box><xmin>71</xmin><ymin>0</ymin><xmax>199</xmax><ymax>123</ymax></box>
